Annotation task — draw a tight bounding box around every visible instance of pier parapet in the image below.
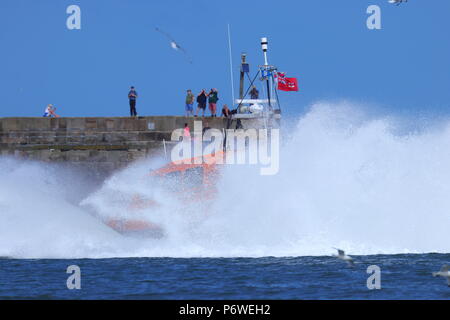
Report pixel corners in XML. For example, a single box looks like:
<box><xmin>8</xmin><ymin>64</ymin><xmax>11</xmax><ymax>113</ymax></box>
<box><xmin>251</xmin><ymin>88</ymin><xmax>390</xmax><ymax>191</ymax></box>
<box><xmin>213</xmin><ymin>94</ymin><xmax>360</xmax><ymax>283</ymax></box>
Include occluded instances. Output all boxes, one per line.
<box><xmin>0</xmin><ymin>116</ymin><xmax>227</xmax><ymax>177</ymax></box>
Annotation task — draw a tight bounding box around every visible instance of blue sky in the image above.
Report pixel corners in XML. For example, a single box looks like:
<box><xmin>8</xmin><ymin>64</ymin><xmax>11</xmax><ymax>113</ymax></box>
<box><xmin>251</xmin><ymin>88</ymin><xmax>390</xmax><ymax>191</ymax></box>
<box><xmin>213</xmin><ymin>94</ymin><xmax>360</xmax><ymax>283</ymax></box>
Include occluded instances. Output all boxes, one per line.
<box><xmin>1</xmin><ymin>0</ymin><xmax>449</xmax><ymax>118</ymax></box>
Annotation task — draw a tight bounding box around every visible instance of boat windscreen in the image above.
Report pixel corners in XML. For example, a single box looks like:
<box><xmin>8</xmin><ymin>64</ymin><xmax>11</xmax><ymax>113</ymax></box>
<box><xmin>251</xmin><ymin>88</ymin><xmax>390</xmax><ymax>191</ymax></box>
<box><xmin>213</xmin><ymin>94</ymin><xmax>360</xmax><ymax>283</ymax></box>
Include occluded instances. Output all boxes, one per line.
<box><xmin>153</xmin><ymin>167</ymin><xmax>204</xmax><ymax>193</ymax></box>
<box><xmin>184</xmin><ymin>166</ymin><xmax>204</xmax><ymax>186</ymax></box>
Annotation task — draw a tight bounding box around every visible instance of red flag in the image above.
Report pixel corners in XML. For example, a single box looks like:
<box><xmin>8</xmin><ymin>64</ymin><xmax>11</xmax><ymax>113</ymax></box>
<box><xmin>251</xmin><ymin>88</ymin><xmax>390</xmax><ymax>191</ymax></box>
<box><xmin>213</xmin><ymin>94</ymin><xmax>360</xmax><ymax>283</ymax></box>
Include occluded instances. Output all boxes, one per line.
<box><xmin>276</xmin><ymin>72</ymin><xmax>299</xmax><ymax>92</ymax></box>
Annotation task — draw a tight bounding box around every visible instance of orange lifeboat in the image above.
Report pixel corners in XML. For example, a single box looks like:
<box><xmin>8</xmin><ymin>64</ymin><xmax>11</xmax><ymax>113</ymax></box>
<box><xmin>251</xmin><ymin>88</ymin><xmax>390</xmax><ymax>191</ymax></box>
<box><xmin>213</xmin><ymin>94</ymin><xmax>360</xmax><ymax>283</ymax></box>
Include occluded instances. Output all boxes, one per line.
<box><xmin>104</xmin><ymin>151</ymin><xmax>225</xmax><ymax>237</ymax></box>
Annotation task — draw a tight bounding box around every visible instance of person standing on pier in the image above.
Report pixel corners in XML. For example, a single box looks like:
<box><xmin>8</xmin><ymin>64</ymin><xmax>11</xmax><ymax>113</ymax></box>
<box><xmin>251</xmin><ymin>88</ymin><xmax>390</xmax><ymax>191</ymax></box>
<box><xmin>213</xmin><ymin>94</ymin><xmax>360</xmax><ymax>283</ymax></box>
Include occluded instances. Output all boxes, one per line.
<box><xmin>207</xmin><ymin>88</ymin><xmax>219</xmax><ymax>117</ymax></box>
<box><xmin>128</xmin><ymin>86</ymin><xmax>138</xmax><ymax>117</ymax></box>
<box><xmin>195</xmin><ymin>89</ymin><xmax>207</xmax><ymax>117</ymax></box>
<box><xmin>185</xmin><ymin>89</ymin><xmax>195</xmax><ymax>117</ymax></box>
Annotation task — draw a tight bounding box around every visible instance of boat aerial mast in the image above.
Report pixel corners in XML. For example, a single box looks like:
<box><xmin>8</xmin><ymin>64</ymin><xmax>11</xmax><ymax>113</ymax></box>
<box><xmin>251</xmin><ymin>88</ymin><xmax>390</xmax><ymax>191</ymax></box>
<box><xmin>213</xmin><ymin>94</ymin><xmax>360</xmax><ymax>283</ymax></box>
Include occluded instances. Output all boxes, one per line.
<box><xmin>231</xmin><ymin>36</ymin><xmax>281</xmax><ymax>129</ymax></box>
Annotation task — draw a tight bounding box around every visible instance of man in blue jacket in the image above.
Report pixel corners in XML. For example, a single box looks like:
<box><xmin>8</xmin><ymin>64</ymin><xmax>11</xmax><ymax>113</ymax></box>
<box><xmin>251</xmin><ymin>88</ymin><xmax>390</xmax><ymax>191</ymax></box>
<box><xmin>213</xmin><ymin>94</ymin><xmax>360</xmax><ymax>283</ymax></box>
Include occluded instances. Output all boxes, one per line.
<box><xmin>128</xmin><ymin>86</ymin><xmax>138</xmax><ymax>116</ymax></box>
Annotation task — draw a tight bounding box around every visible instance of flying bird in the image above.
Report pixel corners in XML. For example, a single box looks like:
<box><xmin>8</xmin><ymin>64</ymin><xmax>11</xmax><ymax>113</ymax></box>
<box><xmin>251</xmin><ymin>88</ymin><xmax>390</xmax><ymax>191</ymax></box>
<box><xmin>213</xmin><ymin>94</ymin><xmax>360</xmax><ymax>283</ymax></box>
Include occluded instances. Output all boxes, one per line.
<box><xmin>432</xmin><ymin>265</ymin><xmax>450</xmax><ymax>286</ymax></box>
<box><xmin>388</xmin><ymin>0</ymin><xmax>407</xmax><ymax>5</ymax></box>
<box><xmin>333</xmin><ymin>248</ymin><xmax>355</xmax><ymax>266</ymax></box>
<box><xmin>155</xmin><ymin>27</ymin><xmax>192</xmax><ymax>64</ymax></box>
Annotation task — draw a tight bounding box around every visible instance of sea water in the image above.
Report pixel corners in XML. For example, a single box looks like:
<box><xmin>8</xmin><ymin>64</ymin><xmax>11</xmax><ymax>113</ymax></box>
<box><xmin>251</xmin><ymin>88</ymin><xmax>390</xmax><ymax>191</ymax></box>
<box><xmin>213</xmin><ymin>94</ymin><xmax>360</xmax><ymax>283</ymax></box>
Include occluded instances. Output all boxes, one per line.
<box><xmin>0</xmin><ymin>102</ymin><xmax>449</xmax><ymax>299</ymax></box>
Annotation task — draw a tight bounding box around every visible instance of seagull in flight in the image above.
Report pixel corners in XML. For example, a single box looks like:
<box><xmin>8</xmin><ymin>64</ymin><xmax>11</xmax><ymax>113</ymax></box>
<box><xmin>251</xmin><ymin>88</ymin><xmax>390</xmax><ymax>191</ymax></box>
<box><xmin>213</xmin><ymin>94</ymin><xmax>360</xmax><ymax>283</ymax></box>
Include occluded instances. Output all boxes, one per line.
<box><xmin>432</xmin><ymin>265</ymin><xmax>450</xmax><ymax>286</ymax></box>
<box><xmin>155</xmin><ymin>27</ymin><xmax>192</xmax><ymax>64</ymax></box>
<box><xmin>388</xmin><ymin>0</ymin><xmax>407</xmax><ymax>5</ymax></box>
<box><xmin>333</xmin><ymin>248</ymin><xmax>355</xmax><ymax>266</ymax></box>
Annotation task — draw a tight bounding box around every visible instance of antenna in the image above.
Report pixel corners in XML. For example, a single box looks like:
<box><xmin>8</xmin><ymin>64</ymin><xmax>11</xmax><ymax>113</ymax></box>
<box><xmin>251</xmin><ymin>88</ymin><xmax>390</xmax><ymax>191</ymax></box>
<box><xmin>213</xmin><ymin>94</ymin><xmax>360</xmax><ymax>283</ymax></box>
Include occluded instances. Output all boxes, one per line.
<box><xmin>227</xmin><ymin>24</ymin><xmax>235</xmax><ymax>105</ymax></box>
<box><xmin>261</xmin><ymin>37</ymin><xmax>269</xmax><ymax>66</ymax></box>
<box><xmin>260</xmin><ymin>37</ymin><xmax>272</xmax><ymax>108</ymax></box>
<box><xmin>239</xmin><ymin>53</ymin><xmax>247</xmax><ymax>100</ymax></box>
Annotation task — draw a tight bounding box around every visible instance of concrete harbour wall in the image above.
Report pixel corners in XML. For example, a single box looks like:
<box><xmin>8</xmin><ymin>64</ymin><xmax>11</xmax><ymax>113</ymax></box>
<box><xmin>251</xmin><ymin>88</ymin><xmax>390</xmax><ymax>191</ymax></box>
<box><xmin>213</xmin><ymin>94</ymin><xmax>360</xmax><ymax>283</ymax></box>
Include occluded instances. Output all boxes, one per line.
<box><xmin>0</xmin><ymin>116</ymin><xmax>228</xmax><ymax>178</ymax></box>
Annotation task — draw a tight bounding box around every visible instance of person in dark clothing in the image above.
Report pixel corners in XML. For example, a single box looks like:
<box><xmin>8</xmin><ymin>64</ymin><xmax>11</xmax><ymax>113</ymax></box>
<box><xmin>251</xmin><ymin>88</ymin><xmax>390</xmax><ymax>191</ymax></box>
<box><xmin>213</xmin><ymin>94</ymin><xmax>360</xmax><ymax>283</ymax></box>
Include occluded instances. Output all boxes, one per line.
<box><xmin>207</xmin><ymin>88</ymin><xmax>219</xmax><ymax>117</ymax></box>
<box><xmin>195</xmin><ymin>89</ymin><xmax>207</xmax><ymax>117</ymax></box>
<box><xmin>128</xmin><ymin>86</ymin><xmax>138</xmax><ymax>116</ymax></box>
<box><xmin>250</xmin><ymin>86</ymin><xmax>259</xmax><ymax>99</ymax></box>
<box><xmin>222</xmin><ymin>104</ymin><xmax>231</xmax><ymax>118</ymax></box>
<box><xmin>202</xmin><ymin>121</ymin><xmax>211</xmax><ymax>136</ymax></box>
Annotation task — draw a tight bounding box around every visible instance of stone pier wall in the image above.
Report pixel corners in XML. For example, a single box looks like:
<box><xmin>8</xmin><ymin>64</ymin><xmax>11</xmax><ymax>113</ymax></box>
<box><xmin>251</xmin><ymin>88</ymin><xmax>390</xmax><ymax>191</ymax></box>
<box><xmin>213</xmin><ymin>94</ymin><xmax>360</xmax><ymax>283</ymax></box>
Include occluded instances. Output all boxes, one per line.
<box><xmin>0</xmin><ymin>116</ymin><xmax>228</xmax><ymax>178</ymax></box>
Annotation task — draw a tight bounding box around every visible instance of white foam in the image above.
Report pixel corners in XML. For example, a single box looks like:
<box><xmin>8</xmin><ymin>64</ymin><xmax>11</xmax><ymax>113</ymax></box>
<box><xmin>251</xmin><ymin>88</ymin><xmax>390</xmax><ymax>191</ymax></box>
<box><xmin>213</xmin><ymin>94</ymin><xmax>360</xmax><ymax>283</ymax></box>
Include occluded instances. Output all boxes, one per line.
<box><xmin>1</xmin><ymin>101</ymin><xmax>449</xmax><ymax>258</ymax></box>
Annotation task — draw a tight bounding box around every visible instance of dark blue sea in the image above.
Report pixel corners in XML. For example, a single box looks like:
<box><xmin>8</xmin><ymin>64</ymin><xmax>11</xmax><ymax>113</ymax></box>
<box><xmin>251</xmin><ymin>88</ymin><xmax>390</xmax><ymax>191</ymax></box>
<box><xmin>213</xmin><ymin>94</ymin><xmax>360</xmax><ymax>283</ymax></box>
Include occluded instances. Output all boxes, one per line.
<box><xmin>0</xmin><ymin>254</ymin><xmax>448</xmax><ymax>300</ymax></box>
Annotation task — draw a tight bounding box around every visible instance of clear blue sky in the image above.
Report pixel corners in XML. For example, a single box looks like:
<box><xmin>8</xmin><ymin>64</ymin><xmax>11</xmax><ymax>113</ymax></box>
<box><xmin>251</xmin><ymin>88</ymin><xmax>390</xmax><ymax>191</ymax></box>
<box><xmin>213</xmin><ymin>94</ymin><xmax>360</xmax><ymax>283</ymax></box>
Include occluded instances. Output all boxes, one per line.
<box><xmin>1</xmin><ymin>0</ymin><xmax>449</xmax><ymax>118</ymax></box>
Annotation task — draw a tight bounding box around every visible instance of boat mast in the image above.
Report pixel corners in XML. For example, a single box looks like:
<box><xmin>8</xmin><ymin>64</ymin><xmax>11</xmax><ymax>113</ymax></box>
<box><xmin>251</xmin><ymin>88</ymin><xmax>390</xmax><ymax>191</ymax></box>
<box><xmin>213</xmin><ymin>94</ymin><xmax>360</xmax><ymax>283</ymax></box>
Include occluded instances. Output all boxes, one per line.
<box><xmin>227</xmin><ymin>24</ymin><xmax>235</xmax><ymax>105</ymax></box>
<box><xmin>261</xmin><ymin>37</ymin><xmax>272</xmax><ymax>109</ymax></box>
<box><xmin>239</xmin><ymin>53</ymin><xmax>247</xmax><ymax>100</ymax></box>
